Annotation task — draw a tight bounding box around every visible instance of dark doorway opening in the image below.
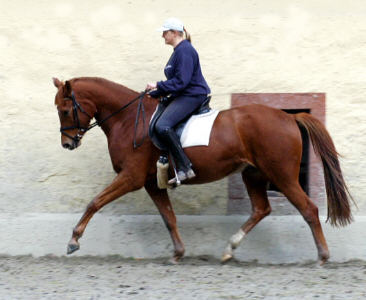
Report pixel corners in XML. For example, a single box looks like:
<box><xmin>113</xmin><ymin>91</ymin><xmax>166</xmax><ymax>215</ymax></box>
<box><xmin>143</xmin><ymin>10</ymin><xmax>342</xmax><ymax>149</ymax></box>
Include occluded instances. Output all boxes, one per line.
<box><xmin>267</xmin><ymin>108</ymin><xmax>311</xmax><ymax>196</ymax></box>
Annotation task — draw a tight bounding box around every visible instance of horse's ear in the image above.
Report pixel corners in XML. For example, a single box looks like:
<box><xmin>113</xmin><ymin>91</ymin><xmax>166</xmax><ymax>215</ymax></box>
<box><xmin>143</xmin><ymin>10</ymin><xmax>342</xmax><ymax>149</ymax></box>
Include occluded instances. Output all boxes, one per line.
<box><xmin>64</xmin><ymin>80</ymin><xmax>72</xmax><ymax>96</ymax></box>
<box><xmin>53</xmin><ymin>77</ymin><xmax>62</xmax><ymax>88</ymax></box>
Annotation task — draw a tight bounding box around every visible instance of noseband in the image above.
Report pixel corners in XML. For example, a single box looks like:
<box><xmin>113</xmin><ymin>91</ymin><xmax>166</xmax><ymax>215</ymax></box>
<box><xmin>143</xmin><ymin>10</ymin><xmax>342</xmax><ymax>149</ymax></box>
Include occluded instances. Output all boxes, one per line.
<box><xmin>60</xmin><ymin>90</ymin><xmax>147</xmax><ymax>148</ymax></box>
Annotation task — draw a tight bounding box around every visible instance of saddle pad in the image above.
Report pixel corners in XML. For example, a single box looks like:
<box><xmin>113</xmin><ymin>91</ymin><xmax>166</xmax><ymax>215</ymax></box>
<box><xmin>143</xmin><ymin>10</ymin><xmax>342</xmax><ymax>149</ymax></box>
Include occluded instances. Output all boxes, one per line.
<box><xmin>180</xmin><ymin>109</ymin><xmax>219</xmax><ymax>148</ymax></box>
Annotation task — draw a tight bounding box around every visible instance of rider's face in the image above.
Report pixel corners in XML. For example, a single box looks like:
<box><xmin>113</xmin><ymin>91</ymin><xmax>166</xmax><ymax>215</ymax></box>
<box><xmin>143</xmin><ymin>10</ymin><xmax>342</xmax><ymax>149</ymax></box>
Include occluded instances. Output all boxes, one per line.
<box><xmin>162</xmin><ymin>30</ymin><xmax>176</xmax><ymax>46</ymax></box>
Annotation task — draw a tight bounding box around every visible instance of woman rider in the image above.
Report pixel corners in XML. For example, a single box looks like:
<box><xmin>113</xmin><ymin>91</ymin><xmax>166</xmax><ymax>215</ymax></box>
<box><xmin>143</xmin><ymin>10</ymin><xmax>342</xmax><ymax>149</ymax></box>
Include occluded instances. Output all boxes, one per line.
<box><xmin>146</xmin><ymin>17</ymin><xmax>211</xmax><ymax>185</ymax></box>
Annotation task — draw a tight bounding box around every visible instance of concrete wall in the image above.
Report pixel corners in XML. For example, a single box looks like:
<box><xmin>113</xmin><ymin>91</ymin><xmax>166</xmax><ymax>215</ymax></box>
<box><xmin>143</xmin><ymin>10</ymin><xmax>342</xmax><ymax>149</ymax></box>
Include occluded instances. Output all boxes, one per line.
<box><xmin>1</xmin><ymin>0</ymin><xmax>365</xmax><ymax>216</ymax></box>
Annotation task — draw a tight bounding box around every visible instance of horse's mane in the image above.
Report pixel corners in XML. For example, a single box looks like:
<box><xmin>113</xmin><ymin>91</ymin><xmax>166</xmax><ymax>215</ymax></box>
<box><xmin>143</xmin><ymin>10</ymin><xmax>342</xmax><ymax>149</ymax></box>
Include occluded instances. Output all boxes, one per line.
<box><xmin>70</xmin><ymin>77</ymin><xmax>139</xmax><ymax>97</ymax></box>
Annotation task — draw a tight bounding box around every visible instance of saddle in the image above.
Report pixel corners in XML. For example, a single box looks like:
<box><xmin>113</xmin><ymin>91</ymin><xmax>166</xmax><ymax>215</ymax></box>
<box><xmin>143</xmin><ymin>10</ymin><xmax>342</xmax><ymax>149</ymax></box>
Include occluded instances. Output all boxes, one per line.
<box><xmin>148</xmin><ymin>95</ymin><xmax>212</xmax><ymax>151</ymax></box>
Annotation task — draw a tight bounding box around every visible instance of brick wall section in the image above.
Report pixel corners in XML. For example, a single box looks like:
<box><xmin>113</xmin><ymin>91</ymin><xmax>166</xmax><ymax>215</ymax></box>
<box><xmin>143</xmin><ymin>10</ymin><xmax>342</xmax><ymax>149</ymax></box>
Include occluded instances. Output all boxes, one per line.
<box><xmin>228</xmin><ymin>93</ymin><xmax>326</xmax><ymax>215</ymax></box>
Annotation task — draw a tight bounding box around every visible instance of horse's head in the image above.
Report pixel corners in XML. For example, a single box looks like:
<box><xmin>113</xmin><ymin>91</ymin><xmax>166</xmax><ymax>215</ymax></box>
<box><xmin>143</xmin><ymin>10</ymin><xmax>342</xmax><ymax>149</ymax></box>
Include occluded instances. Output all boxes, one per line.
<box><xmin>53</xmin><ymin>77</ymin><xmax>95</xmax><ymax>150</ymax></box>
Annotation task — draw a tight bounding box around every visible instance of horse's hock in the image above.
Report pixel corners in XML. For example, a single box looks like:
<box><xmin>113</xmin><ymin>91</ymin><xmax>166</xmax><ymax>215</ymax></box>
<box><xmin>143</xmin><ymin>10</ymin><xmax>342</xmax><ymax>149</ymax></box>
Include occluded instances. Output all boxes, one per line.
<box><xmin>228</xmin><ymin>93</ymin><xmax>326</xmax><ymax>215</ymax></box>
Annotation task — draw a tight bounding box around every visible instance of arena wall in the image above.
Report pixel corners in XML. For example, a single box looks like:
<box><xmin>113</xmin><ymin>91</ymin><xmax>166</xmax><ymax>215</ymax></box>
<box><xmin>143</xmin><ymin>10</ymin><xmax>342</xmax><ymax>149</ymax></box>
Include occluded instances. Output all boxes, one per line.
<box><xmin>1</xmin><ymin>0</ymin><xmax>365</xmax><ymax>218</ymax></box>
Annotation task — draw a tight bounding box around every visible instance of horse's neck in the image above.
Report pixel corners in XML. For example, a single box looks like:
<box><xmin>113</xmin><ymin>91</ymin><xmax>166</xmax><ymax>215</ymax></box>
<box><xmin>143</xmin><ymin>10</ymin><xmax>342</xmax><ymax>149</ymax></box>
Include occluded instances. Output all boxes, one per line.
<box><xmin>90</xmin><ymin>85</ymin><xmax>137</xmax><ymax>113</ymax></box>
<box><xmin>90</xmin><ymin>87</ymin><xmax>157</xmax><ymax>136</ymax></box>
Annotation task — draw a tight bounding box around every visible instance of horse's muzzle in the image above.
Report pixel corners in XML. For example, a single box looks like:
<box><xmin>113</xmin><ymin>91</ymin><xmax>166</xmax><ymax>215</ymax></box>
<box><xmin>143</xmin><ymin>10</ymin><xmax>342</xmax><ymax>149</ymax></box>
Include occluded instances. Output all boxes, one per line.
<box><xmin>62</xmin><ymin>140</ymin><xmax>80</xmax><ymax>150</ymax></box>
<box><xmin>63</xmin><ymin>142</ymin><xmax>75</xmax><ymax>150</ymax></box>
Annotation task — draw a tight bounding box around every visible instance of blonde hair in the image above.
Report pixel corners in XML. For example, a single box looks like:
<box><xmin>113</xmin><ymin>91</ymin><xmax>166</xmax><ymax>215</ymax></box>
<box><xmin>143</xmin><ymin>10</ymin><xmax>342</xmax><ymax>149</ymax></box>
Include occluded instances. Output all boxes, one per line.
<box><xmin>174</xmin><ymin>28</ymin><xmax>192</xmax><ymax>43</ymax></box>
<box><xmin>183</xmin><ymin>27</ymin><xmax>191</xmax><ymax>43</ymax></box>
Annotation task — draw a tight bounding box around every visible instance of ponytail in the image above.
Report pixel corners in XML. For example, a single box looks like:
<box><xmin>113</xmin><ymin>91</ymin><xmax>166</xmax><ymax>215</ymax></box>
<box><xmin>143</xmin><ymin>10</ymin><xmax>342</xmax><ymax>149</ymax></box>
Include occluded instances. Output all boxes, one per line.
<box><xmin>183</xmin><ymin>27</ymin><xmax>191</xmax><ymax>43</ymax></box>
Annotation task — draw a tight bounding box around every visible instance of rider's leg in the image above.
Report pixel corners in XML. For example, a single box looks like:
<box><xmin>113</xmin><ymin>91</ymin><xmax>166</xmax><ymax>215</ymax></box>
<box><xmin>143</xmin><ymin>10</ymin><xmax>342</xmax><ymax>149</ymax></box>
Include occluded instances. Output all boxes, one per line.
<box><xmin>155</xmin><ymin>94</ymin><xmax>206</xmax><ymax>182</ymax></box>
<box><xmin>159</xmin><ymin>127</ymin><xmax>195</xmax><ymax>183</ymax></box>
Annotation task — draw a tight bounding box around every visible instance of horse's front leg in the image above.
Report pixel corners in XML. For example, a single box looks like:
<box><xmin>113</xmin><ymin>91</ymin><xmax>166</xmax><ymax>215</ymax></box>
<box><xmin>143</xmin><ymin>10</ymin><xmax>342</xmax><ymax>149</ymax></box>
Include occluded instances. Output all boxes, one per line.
<box><xmin>144</xmin><ymin>179</ymin><xmax>185</xmax><ymax>263</ymax></box>
<box><xmin>67</xmin><ymin>171</ymin><xmax>142</xmax><ymax>254</ymax></box>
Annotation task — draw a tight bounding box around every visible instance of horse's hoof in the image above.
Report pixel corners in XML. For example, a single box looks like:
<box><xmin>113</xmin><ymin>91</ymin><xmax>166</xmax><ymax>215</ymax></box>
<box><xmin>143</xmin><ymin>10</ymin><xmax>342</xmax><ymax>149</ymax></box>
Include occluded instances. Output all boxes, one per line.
<box><xmin>221</xmin><ymin>253</ymin><xmax>233</xmax><ymax>263</ymax></box>
<box><xmin>318</xmin><ymin>251</ymin><xmax>329</xmax><ymax>266</ymax></box>
<box><xmin>67</xmin><ymin>241</ymin><xmax>80</xmax><ymax>255</ymax></box>
<box><xmin>164</xmin><ymin>256</ymin><xmax>181</xmax><ymax>265</ymax></box>
<box><xmin>168</xmin><ymin>257</ymin><xmax>180</xmax><ymax>265</ymax></box>
<box><xmin>318</xmin><ymin>258</ymin><xmax>328</xmax><ymax>266</ymax></box>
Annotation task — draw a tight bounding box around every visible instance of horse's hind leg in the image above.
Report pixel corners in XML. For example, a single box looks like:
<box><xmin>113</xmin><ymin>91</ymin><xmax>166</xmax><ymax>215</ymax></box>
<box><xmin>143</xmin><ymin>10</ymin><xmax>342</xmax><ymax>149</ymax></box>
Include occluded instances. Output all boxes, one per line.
<box><xmin>277</xmin><ymin>181</ymin><xmax>329</xmax><ymax>264</ymax></box>
<box><xmin>145</xmin><ymin>180</ymin><xmax>185</xmax><ymax>264</ymax></box>
<box><xmin>222</xmin><ymin>168</ymin><xmax>271</xmax><ymax>262</ymax></box>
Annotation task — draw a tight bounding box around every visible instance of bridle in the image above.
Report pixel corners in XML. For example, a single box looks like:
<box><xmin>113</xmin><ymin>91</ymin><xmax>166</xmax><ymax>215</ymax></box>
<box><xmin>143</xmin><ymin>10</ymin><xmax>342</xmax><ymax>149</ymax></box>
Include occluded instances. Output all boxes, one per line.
<box><xmin>60</xmin><ymin>90</ymin><xmax>147</xmax><ymax>148</ymax></box>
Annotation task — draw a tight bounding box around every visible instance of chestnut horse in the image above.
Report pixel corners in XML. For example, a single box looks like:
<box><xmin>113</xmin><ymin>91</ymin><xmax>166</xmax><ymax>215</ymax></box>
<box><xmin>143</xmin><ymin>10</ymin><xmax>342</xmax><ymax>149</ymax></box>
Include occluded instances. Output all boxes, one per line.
<box><xmin>53</xmin><ymin>77</ymin><xmax>353</xmax><ymax>264</ymax></box>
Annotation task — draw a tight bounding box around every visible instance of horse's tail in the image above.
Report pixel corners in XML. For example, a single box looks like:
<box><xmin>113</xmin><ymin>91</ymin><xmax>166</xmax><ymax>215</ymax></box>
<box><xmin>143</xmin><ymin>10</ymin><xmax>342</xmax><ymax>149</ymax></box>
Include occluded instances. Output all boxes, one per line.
<box><xmin>295</xmin><ymin>113</ymin><xmax>354</xmax><ymax>227</ymax></box>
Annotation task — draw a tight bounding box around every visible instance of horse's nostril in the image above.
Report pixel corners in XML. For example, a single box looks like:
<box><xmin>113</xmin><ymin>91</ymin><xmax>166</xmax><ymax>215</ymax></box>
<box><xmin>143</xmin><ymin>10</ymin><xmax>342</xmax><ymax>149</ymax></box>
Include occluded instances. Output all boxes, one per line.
<box><xmin>63</xmin><ymin>143</ymin><xmax>71</xmax><ymax>149</ymax></box>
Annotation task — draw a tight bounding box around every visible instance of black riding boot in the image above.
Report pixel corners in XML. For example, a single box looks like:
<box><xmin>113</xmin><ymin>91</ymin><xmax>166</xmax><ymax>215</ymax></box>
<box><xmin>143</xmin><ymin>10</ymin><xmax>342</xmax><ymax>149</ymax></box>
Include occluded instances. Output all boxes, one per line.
<box><xmin>159</xmin><ymin>128</ymin><xmax>196</xmax><ymax>184</ymax></box>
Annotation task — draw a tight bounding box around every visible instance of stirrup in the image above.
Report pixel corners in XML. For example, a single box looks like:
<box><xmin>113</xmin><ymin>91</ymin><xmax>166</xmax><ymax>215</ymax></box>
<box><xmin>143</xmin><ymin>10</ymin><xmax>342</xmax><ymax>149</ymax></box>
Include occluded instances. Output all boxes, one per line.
<box><xmin>167</xmin><ymin>169</ymin><xmax>196</xmax><ymax>185</ymax></box>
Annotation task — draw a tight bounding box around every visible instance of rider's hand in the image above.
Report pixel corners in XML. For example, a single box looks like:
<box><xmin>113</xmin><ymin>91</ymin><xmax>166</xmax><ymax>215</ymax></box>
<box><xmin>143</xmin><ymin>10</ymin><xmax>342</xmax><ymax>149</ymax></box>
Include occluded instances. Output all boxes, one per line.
<box><xmin>146</xmin><ymin>82</ymin><xmax>157</xmax><ymax>91</ymax></box>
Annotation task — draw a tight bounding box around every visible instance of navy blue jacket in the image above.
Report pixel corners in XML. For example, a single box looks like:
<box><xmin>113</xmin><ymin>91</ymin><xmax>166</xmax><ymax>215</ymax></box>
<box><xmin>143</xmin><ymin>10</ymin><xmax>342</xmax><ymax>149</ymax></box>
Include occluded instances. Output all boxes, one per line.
<box><xmin>150</xmin><ymin>40</ymin><xmax>211</xmax><ymax>98</ymax></box>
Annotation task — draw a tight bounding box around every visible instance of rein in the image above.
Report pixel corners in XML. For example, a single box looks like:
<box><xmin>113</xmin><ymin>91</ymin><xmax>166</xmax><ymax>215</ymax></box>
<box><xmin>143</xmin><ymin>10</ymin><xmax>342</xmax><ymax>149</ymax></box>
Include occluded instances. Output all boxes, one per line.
<box><xmin>60</xmin><ymin>90</ymin><xmax>147</xmax><ymax>148</ymax></box>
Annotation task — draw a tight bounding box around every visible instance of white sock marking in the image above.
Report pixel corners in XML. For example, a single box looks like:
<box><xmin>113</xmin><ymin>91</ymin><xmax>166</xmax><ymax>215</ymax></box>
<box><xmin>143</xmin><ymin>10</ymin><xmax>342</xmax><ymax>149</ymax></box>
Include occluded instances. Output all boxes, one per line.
<box><xmin>229</xmin><ymin>229</ymin><xmax>246</xmax><ymax>249</ymax></box>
